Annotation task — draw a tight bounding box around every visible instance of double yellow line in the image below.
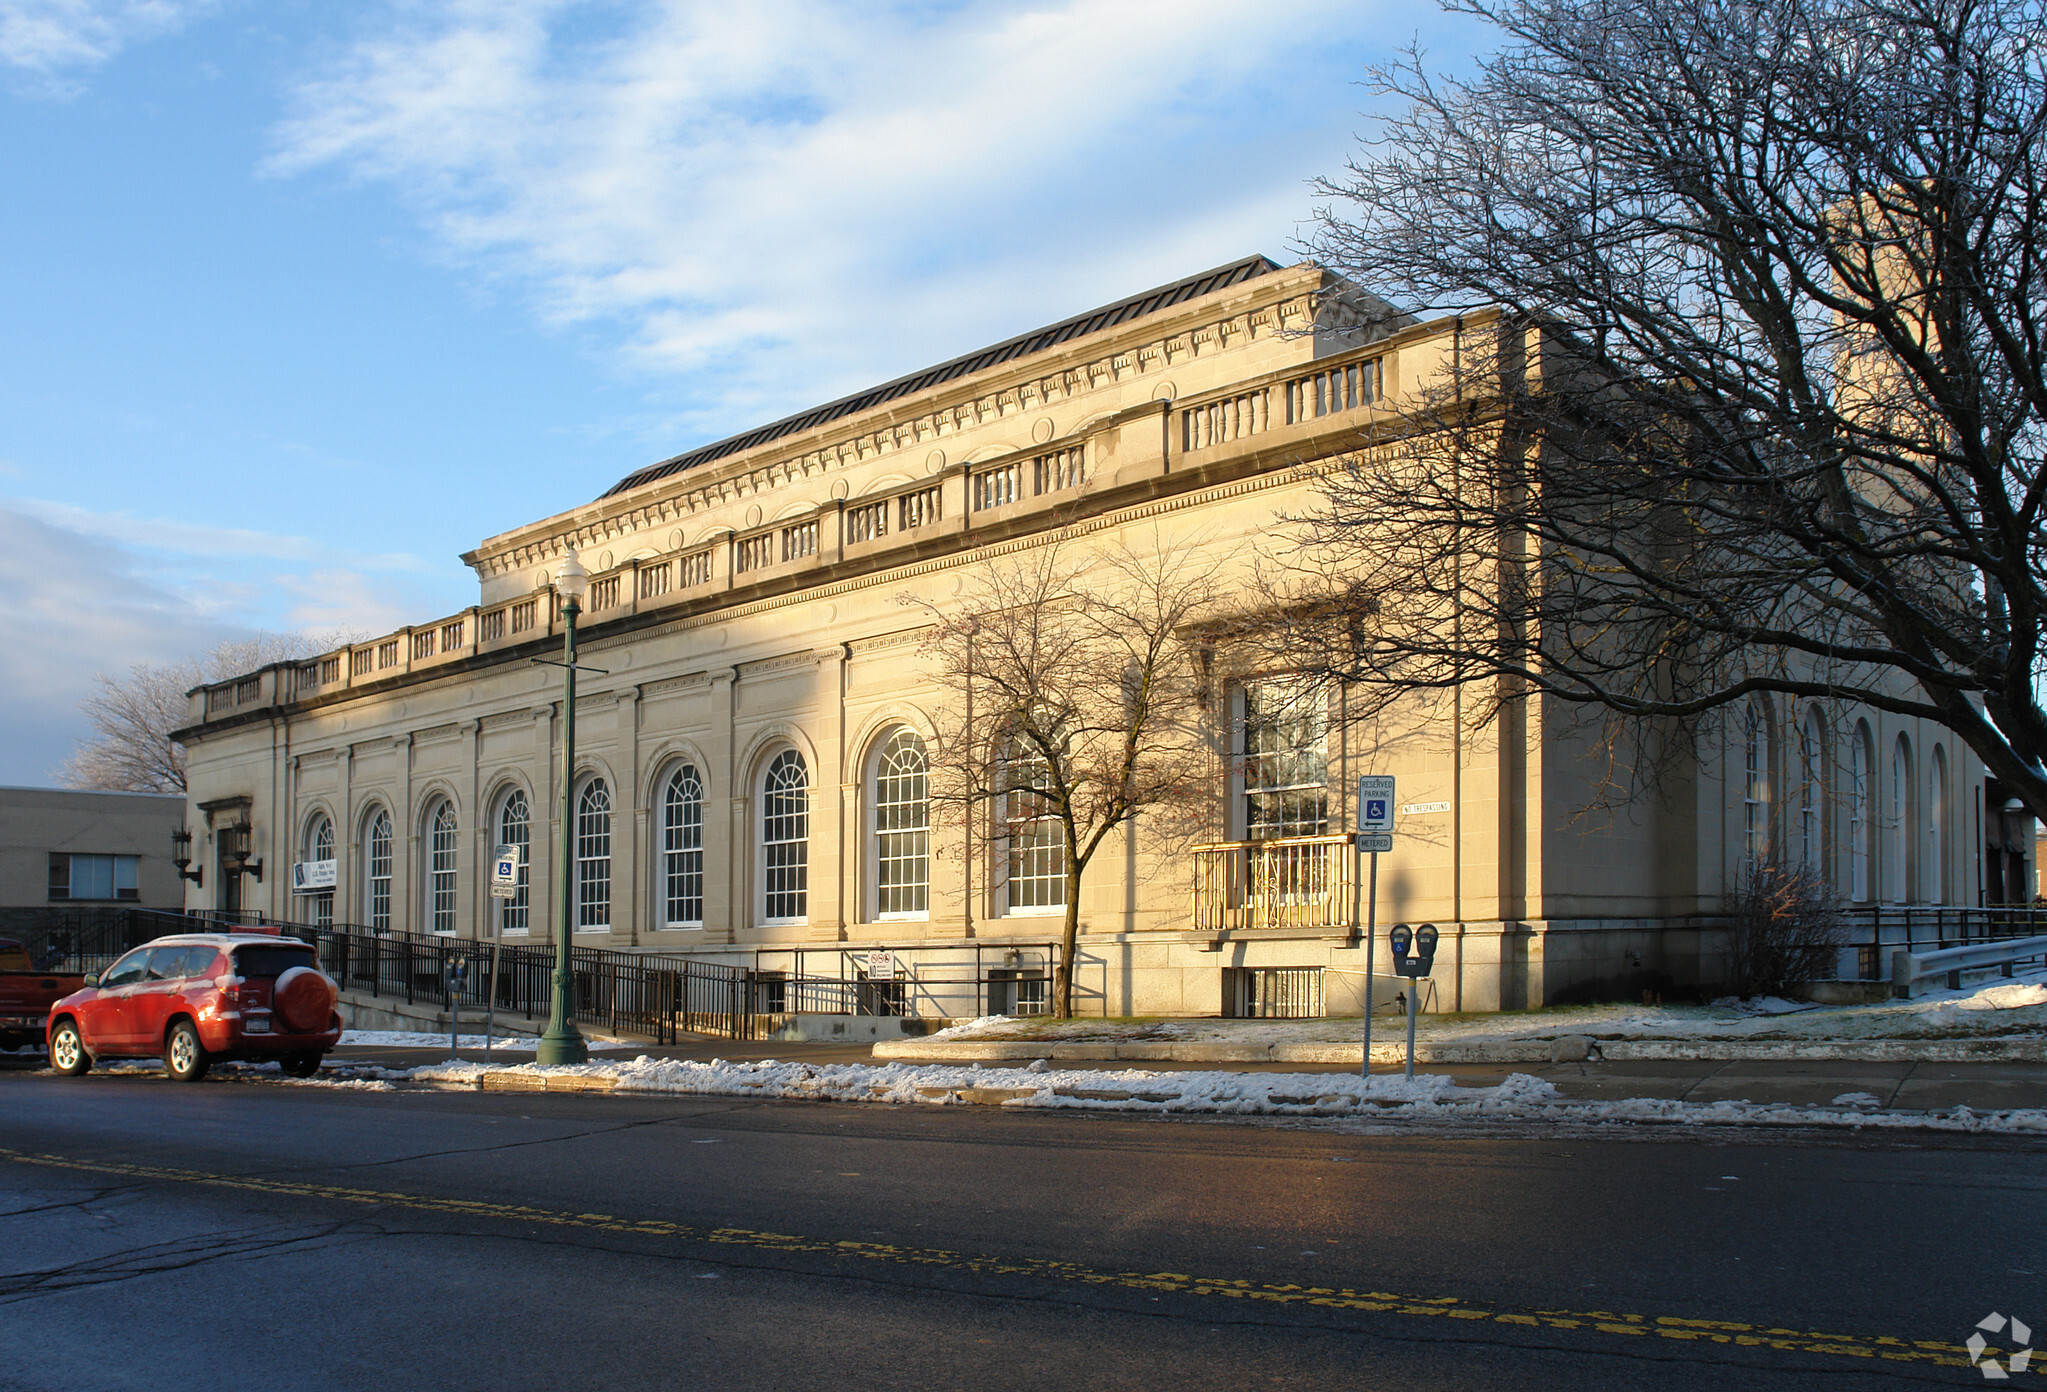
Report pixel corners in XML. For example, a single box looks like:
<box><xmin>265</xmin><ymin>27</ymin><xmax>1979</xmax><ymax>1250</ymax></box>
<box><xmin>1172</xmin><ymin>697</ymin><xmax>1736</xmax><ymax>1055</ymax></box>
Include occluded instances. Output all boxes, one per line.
<box><xmin>1</xmin><ymin>1146</ymin><xmax>2021</xmax><ymax>1374</ymax></box>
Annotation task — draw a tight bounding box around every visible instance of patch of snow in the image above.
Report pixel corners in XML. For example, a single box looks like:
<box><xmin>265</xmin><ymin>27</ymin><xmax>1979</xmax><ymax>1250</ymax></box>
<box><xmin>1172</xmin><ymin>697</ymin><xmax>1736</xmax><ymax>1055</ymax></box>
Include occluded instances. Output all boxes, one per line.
<box><xmin>923</xmin><ymin>1015</ymin><xmax>1017</xmax><ymax>1040</ymax></box>
<box><xmin>336</xmin><ymin>1029</ymin><xmax>633</xmax><ymax>1049</ymax></box>
<box><xmin>1957</xmin><ymin>982</ymin><xmax>2047</xmax><ymax>1011</ymax></box>
<box><xmin>1832</xmin><ymin>1092</ymin><xmax>1880</xmax><ymax>1108</ymax></box>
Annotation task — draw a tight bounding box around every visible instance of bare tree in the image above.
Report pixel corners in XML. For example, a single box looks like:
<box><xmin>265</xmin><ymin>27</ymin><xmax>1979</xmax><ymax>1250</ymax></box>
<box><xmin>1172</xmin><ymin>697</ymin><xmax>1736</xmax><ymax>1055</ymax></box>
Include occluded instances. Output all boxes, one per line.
<box><xmin>60</xmin><ymin>634</ymin><xmax>349</xmax><ymax>793</ymax></box>
<box><xmin>916</xmin><ymin>533</ymin><xmax>1218</xmax><ymax>1018</ymax></box>
<box><xmin>1285</xmin><ymin>0</ymin><xmax>2047</xmax><ymax>813</ymax></box>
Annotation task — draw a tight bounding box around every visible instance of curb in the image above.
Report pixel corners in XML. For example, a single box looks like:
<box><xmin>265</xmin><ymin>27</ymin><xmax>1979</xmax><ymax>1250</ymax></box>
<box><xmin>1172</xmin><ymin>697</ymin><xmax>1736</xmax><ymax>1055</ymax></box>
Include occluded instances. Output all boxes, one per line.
<box><xmin>871</xmin><ymin>1037</ymin><xmax>2047</xmax><ymax>1065</ymax></box>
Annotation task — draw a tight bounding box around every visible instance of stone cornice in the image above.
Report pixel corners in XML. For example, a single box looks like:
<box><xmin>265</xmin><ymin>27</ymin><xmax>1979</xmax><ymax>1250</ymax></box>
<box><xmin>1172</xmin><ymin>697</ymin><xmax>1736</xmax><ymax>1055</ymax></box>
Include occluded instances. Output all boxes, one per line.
<box><xmin>462</xmin><ymin>265</ymin><xmax>1328</xmax><ymax>579</ymax></box>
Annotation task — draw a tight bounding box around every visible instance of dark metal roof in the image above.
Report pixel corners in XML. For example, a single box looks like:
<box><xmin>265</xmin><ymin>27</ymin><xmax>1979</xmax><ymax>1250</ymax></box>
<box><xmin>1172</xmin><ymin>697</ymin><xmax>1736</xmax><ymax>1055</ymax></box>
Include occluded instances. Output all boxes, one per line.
<box><xmin>600</xmin><ymin>255</ymin><xmax>1284</xmax><ymax>499</ymax></box>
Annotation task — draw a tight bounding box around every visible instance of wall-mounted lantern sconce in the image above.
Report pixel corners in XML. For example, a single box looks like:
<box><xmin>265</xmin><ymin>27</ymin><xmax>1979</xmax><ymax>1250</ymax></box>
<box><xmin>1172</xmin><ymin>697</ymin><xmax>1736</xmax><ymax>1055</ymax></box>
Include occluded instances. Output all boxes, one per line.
<box><xmin>219</xmin><ymin>820</ymin><xmax>263</xmax><ymax>883</ymax></box>
<box><xmin>170</xmin><ymin>827</ymin><xmax>204</xmax><ymax>887</ymax></box>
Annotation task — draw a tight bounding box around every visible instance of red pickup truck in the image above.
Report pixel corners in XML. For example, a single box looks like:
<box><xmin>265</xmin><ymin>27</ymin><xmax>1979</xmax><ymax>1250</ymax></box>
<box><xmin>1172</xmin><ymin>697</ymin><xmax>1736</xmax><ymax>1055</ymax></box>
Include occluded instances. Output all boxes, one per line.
<box><xmin>0</xmin><ymin>939</ymin><xmax>87</xmax><ymax>1052</ymax></box>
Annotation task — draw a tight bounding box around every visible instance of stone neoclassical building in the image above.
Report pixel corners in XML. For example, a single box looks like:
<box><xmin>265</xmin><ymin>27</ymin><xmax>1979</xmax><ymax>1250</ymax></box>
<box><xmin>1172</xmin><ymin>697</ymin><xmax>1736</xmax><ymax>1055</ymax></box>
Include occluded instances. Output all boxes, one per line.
<box><xmin>173</xmin><ymin>256</ymin><xmax>2015</xmax><ymax>1016</ymax></box>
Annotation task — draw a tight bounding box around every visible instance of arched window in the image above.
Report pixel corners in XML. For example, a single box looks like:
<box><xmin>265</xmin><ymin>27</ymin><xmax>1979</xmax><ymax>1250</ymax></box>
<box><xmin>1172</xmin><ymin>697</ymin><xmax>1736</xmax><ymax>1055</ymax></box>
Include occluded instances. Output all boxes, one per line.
<box><xmin>871</xmin><ymin>730</ymin><xmax>930</xmax><ymax>919</ymax></box>
<box><xmin>424</xmin><ymin>800</ymin><xmax>458</xmax><ymax>936</ymax></box>
<box><xmin>1929</xmin><ymin>746</ymin><xmax>1948</xmax><ymax>903</ymax></box>
<box><xmin>761</xmin><ymin>750</ymin><xmax>809</xmax><ymax>922</ymax></box>
<box><xmin>576</xmin><ymin>779</ymin><xmax>611</xmax><ymax>932</ymax></box>
<box><xmin>1849</xmin><ymin>723</ymin><xmax>1873</xmax><ymax>901</ymax></box>
<box><xmin>662</xmin><ymin>764</ymin><xmax>705</xmax><ymax>928</ymax></box>
<box><xmin>364</xmin><ymin>807</ymin><xmax>393</xmax><ymax>934</ymax></box>
<box><xmin>303</xmin><ymin>813</ymin><xmax>334</xmax><ymax>931</ymax></box>
<box><xmin>1891</xmin><ymin>734</ymin><xmax>1913</xmax><ymax>904</ymax></box>
<box><xmin>999</xmin><ymin>734</ymin><xmax>1065</xmax><ymax>914</ymax></box>
<box><xmin>1742</xmin><ymin>702</ymin><xmax>1771</xmax><ymax>873</ymax></box>
<box><xmin>495</xmin><ymin>789</ymin><xmax>530</xmax><ymax>937</ymax></box>
<box><xmin>1798</xmin><ymin>708</ymin><xmax>1824</xmax><ymax>877</ymax></box>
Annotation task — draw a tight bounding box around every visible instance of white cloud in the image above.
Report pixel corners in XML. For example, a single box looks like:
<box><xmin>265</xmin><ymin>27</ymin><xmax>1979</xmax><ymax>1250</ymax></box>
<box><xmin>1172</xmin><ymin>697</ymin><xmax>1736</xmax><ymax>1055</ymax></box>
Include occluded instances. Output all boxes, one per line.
<box><xmin>0</xmin><ymin>504</ymin><xmax>446</xmax><ymax>781</ymax></box>
<box><xmin>0</xmin><ymin>0</ymin><xmax>215</xmax><ymax>92</ymax></box>
<box><xmin>6</xmin><ymin>496</ymin><xmax>429</xmax><ymax>573</ymax></box>
<box><xmin>268</xmin><ymin>0</ymin><xmax>1373</xmax><ymax>443</ymax></box>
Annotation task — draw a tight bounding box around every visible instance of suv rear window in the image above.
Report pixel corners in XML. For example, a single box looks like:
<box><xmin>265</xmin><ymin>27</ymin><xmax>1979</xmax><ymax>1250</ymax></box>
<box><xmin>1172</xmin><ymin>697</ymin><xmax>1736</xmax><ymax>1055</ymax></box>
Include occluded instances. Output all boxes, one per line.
<box><xmin>232</xmin><ymin>946</ymin><xmax>317</xmax><ymax>979</ymax></box>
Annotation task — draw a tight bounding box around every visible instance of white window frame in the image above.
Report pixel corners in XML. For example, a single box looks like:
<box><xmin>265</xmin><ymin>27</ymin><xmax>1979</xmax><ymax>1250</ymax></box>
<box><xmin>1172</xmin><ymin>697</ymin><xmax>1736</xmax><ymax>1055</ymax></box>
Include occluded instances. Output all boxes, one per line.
<box><xmin>495</xmin><ymin>788</ymin><xmax>530</xmax><ymax>937</ymax></box>
<box><xmin>1849</xmin><ymin>723</ymin><xmax>1873</xmax><ymax>902</ymax></box>
<box><xmin>1890</xmin><ymin>733</ymin><xmax>1913</xmax><ymax>905</ymax></box>
<box><xmin>661</xmin><ymin>764</ymin><xmax>705</xmax><ymax>929</ymax></box>
<box><xmin>364</xmin><ymin>807</ymin><xmax>393</xmax><ymax>934</ymax></box>
<box><xmin>1233</xmin><ymin>677</ymin><xmax>1330</xmax><ymax>842</ymax></box>
<box><xmin>1798</xmin><ymin>708</ymin><xmax>1824</xmax><ymax>877</ymax></box>
<box><xmin>868</xmin><ymin>729</ymin><xmax>930</xmax><ymax>921</ymax></box>
<box><xmin>996</xmin><ymin>734</ymin><xmax>1065</xmax><ymax>916</ymax></box>
<box><xmin>1929</xmin><ymin>745</ymin><xmax>1948</xmax><ymax>904</ymax></box>
<box><xmin>425</xmin><ymin>799</ymin><xmax>458</xmax><ymax>936</ymax></box>
<box><xmin>575</xmin><ymin>777</ymin><xmax>612</xmax><ymax>933</ymax></box>
<box><xmin>1741</xmin><ymin>702</ymin><xmax>1770</xmax><ymax>873</ymax></box>
<box><xmin>304</xmin><ymin>813</ymin><xmax>334</xmax><ymax>930</ymax></box>
<box><xmin>759</xmin><ymin>750</ymin><xmax>810</xmax><ymax>925</ymax></box>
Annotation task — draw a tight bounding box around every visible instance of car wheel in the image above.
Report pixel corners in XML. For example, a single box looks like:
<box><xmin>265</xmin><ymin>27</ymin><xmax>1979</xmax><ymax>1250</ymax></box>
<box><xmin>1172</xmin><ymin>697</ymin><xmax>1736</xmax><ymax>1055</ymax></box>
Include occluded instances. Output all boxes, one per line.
<box><xmin>48</xmin><ymin>1021</ymin><xmax>91</xmax><ymax>1076</ymax></box>
<box><xmin>163</xmin><ymin>1020</ymin><xmax>210</xmax><ymax>1082</ymax></box>
<box><xmin>281</xmin><ymin>1051</ymin><xmax>322</xmax><ymax>1078</ymax></box>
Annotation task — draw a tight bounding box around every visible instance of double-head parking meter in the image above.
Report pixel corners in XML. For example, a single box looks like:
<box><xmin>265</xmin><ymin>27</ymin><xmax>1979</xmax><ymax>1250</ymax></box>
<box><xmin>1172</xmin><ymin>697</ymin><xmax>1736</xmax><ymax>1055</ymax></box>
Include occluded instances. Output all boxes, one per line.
<box><xmin>1388</xmin><ymin>924</ymin><xmax>1438</xmax><ymax>1078</ymax></box>
<box><xmin>1388</xmin><ymin>923</ymin><xmax>1438</xmax><ymax>978</ymax></box>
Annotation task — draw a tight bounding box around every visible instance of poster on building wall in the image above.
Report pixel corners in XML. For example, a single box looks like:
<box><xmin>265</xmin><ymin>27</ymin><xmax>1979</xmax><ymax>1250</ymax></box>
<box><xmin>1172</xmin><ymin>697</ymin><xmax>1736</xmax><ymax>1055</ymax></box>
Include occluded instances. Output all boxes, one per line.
<box><xmin>291</xmin><ymin>860</ymin><xmax>337</xmax><ymax>894</ymax></box>
<box><xmin>867</xmin><ymin>950</ymin><xmax>895</xmax><ymax>981</ymax></box>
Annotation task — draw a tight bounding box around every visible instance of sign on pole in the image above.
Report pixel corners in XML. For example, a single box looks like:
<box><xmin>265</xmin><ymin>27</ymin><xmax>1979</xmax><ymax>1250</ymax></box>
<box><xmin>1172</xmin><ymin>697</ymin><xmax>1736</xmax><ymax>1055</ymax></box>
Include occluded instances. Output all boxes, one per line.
<box><xmin>1357</xmin><ymin>776</ymin><xmax>1396</xmax><ymax>833</ymax></box>
<box><xmin>1355</xmin><ymin>833</ymin><xmax>1393</xmax><ymax>853</ymax></box>
<box><xmin>489</xmin><ymin>843</ymin><xmax>522</xmax><ymax>900</ymax></box>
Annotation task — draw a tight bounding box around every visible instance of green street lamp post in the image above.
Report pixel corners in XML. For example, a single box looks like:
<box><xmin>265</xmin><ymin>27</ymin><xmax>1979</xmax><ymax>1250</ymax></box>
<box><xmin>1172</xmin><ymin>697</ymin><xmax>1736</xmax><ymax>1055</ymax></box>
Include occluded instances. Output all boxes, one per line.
<box><xmin>537</xmin><ymin>550</ymin><xmax>591</xmax><ymax>1066</ymax></box>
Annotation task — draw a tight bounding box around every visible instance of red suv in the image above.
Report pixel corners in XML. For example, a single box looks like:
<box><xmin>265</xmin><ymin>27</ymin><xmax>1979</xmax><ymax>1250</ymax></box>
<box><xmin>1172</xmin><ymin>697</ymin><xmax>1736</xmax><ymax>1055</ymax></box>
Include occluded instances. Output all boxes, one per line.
<box><xmin>46</xmin><ymin>933</ymin><xmax>342</xmax><ymax>1082</ymax></box>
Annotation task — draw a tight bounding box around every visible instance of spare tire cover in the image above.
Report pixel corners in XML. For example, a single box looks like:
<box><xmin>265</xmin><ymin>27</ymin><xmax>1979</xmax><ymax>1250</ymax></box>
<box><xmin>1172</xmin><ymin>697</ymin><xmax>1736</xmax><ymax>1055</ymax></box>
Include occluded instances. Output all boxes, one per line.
<box><xmin>273</xmin><ymin>965</ymin><xmax>338</xmax><ymax>1034</ymax></box>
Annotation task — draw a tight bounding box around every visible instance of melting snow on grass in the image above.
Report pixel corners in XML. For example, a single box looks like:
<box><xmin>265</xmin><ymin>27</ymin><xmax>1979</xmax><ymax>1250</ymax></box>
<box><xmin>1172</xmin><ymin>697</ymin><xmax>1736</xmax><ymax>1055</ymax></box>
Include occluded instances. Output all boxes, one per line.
<box><xmin>336</xmin><ymin>1055</ymin><xmax>2047</xmax><ymax>1134</ymax></box>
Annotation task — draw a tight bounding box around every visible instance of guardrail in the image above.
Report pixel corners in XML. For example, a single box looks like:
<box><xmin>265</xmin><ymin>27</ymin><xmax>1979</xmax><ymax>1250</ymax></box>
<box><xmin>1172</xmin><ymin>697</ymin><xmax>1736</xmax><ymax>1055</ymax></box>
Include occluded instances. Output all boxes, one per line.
<box><xmin>1890</xmin><ymin>934</ymin><xmax>2047</xmax><ymax>998</ymax></box>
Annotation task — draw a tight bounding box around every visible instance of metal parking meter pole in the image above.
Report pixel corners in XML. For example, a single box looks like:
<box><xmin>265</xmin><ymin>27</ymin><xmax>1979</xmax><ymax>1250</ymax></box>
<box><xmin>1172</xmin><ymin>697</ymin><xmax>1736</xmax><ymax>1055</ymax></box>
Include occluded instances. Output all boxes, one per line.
<box><xmin>448</xmin><ymin>954</ymin><xmax>467</xmax><ymax>1062</ymax></box>
<box><xmin>1404</xmin><ymin>968</ymin><xmax>1419</xmax><ymax>1081</ymax></box>
<box><xmin>1359</xmin><ymin>845</ymin><xmax>1378</xmax><ymax>1086</ymax></box>
<box><xmin>1354</xmin><ymin>775</ymin><xmax>1395</xmax><ymax>1091</ymax></box>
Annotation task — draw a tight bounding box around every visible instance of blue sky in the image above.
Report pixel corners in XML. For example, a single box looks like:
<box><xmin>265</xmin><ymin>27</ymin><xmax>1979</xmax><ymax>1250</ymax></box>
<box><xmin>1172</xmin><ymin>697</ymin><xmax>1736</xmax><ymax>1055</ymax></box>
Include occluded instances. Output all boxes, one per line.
<box><xmin>0</xmin><ymin>0</ymin><xmax>1481</xmax><ymax>784</ymax></box>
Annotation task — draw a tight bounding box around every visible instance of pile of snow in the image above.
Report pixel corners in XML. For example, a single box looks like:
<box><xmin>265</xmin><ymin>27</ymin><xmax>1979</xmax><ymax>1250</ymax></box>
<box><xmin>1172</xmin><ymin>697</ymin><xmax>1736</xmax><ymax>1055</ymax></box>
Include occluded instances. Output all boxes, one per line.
<box><xmin>354</xmin><ymin>1054</ymin><xmax>2047</xmax><ymax>1134</ymax></box>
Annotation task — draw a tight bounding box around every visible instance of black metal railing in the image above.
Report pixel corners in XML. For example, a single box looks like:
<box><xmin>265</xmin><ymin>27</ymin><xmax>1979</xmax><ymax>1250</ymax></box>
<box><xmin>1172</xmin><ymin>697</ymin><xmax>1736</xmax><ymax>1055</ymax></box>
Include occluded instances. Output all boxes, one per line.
<box><xmin>1842</xmin><ymin>904</ymin><xmax>2047</xmax><ymax>980</ymax></box>
<box><xmin>310</xmin><ymin>924</ymin><xmax>761</xmax><ymax>1042</ymax></box>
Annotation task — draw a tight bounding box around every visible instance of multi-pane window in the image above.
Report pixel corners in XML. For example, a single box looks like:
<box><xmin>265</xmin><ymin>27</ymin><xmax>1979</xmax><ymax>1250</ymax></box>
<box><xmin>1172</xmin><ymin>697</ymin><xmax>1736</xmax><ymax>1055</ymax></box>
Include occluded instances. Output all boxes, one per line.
<box><xmin>663</xmin><ymin>765</ymin><xmax>705</xmax><ymax>928</ymax></box>
<box><xmin>366</xmin><ymin>809</ymin><xmax>393</xmax><ymax>934</ymax></box>
<box><xmin>1000</xmin><ymin>736</ymin><xmax>1065</xmax><ymax>912</ymax></box>
<box><xmin>1241</xmin><ymin>678</ymin><xmax>1328</xmax><ymax>839</ymax></box>
<box><xmin>1891</xmin><ymin>735</ymin><xmax>1912</xmax><ymax>904</ymax></box>
<box><xmin>427</xmin><ymin>800</ymin><xmax>458</xmax><ymax>935</ymax></box>
<box><xmin>46</xmin><ymin>854</ymin><xmax>139</xmax><ymax>902</ymax></box>
<box><xmin>576</xmin><ymin>780</ymin><xmax>612</xmax><ymax>931</ymax></box>
<box><xmin>1850</xmin><ymin>724</ymin><xmax>1872</xmax><ymax>901</ymax></box>
<box><xmin>1743</xmin><ymin>703</ymin><xmax>1770</xmax><ymax>871</ymax></box>
<box><xmin>872</xmin><ymin>730</ymin><xmax>929</xmax><ymax>918</ymax></box>
<box><xmin>306</xmin><ymin>815</ymin><xmax>334</xmax><ymax>930</ymax></box>
<box><xmin>1929</xmin><ymin>746</ymin><xmax>1948</xmax><ymax>903</ymax></box>
<box><xmin>1798</xmin><ymin>710</ymin><xmax>1823</xmax><ymax>876</ymax></box>
<box><xmin>762</xmin><ymin>751</ymin><xmax>809</xmax><ymax>922</ymax></box>
<box><xmin>497</xmin><ymin>791</ymin><xmax>530</xmax><ymax>936</ymax></box>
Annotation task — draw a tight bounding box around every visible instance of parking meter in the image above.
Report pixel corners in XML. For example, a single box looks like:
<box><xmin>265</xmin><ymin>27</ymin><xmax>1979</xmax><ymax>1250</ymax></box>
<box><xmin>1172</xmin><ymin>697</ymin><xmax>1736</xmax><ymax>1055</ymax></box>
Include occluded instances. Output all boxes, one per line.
<box><xmin>1389</xmin><ymin>923</ymin><xmax>1412</xmax><ymax>975</ymax></box>
<box><xmin>1414</xmin><ymin>924</ymin><xmax>1439</xmax><ymax>975</ymax></box>
<box><xmin>447</xmin><ymin>955</ymin><xmax>469</xmax><ymax>1059</ymax></box>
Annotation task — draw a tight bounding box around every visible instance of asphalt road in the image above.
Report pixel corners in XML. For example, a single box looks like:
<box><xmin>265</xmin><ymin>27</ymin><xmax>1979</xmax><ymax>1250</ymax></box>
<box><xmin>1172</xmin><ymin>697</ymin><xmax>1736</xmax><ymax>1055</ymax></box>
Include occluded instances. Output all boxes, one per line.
<box><xmin>1</xmin><ymin>1071</ymin><xmax>2041</xmax><ymax>1392</ymax></box>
